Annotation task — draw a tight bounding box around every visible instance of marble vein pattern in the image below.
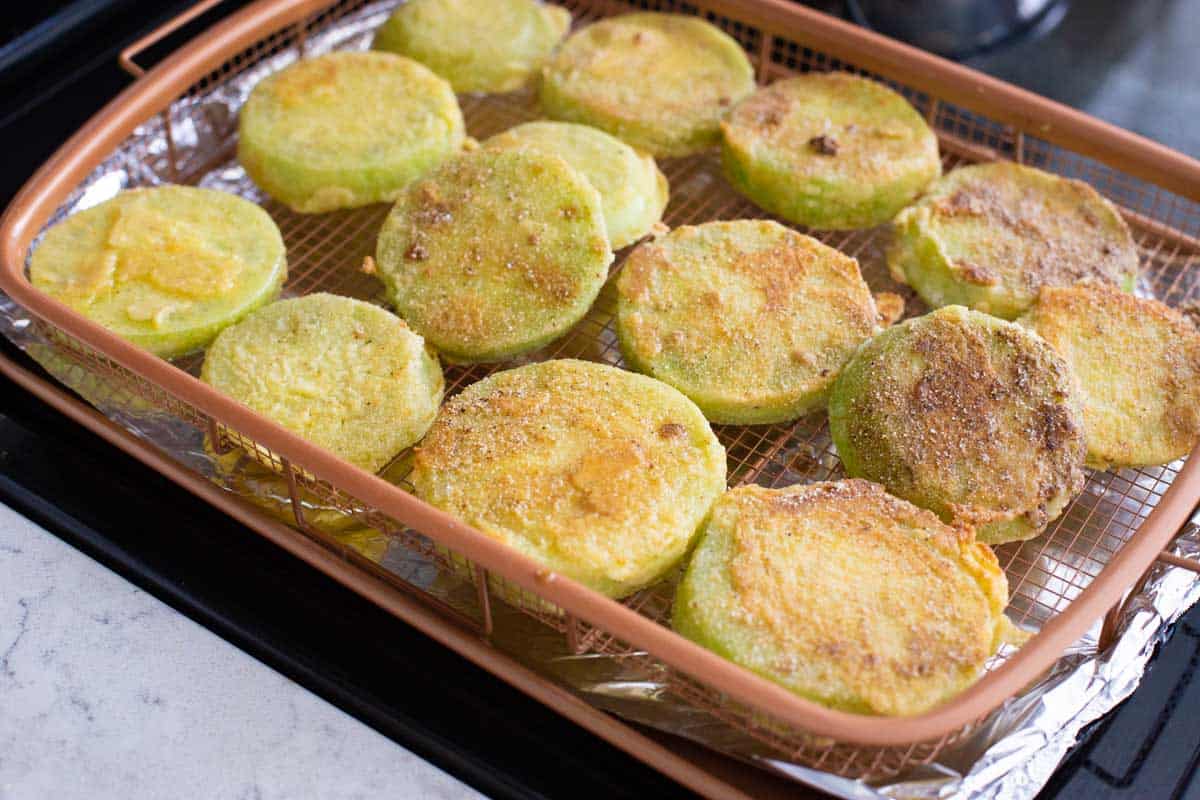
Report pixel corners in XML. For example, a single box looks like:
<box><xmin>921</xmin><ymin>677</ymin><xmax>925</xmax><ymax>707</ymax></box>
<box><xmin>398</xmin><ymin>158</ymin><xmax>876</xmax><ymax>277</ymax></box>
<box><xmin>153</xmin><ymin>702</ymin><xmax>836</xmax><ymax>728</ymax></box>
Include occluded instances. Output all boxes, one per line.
<box><xmin>0</xmin><ymin>504</ymin><xmax>480</xmax><ymax>800</ymax></box>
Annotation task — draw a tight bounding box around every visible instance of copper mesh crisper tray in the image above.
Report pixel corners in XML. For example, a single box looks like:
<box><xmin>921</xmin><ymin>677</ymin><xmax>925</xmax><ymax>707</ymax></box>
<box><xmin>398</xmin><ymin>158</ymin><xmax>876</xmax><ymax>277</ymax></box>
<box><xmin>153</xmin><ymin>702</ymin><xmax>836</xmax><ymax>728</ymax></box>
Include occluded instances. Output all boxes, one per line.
<box><xmin>4</xmin><ymin>0</ymin><xmax>1200</xmax><ymax>784</ymax></box>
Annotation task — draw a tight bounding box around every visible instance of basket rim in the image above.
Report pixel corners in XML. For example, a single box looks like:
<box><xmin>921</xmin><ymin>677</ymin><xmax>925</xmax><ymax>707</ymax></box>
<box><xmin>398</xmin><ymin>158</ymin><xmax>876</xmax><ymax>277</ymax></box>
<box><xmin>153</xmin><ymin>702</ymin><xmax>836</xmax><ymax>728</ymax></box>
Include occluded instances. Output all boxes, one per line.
<box><xmin>0</xmin><ymin>349</ymin><xmax>775</xmax><ymax>800</ymax></box>
<box><xmin>2</xmin><ymin>0</ymin><xmax>1199</xmax><ymax>748</ymax></box>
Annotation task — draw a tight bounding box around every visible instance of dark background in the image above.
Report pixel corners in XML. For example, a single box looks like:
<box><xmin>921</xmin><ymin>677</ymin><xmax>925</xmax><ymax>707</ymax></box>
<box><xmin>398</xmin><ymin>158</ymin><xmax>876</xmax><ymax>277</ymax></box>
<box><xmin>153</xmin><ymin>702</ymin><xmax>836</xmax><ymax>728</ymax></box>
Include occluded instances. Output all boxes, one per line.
<box><xmin>1</xmin><ymin>2</ymin><xmax>1199</xmax><ymax>798</ymax></box>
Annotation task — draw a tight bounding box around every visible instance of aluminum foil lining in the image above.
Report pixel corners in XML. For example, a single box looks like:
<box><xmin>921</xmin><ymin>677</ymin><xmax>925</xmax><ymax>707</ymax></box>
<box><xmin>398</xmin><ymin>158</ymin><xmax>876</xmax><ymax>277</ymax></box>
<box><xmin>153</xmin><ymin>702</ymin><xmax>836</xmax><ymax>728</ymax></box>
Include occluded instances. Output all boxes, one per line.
<box><xmin>2</xmin><ymin>3</ymin><xmax>1198</xmax><ymax>797</ymax></box>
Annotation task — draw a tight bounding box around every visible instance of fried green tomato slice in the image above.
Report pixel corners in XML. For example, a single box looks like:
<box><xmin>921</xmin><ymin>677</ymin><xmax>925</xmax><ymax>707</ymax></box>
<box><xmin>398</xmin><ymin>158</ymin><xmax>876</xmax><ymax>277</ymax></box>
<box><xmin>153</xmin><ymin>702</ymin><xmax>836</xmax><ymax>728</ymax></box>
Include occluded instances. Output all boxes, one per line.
<box><xmin>616</xmin><ymin>220</ymin><xmax>883</xmax><ymax>424</ymax></box>
<box><xmin>375</xmin><ymin>148</ymin><xmax>612</xmax><ymax>363</ymax></box>
<box><xmin>201</xmin><ymin>293</ymin><xmax>444</xmax><ymax>473</ymax></box>
<box><xmin>673</xmin><ymin>480</ymin><xmax>1009</xmax><ymax>716</ymax></box>
<box><xmin>484</xmin><ymin>121</ymin><xmax>668</xmax><ymax>249</ymax></box>
<box><xmin>828</xmin><ymin>305</ymin><xmax>1086</xmax><ymax>544</ymax></box>
<box><xmin>411</xmin><ymin>359</ymin><xmax>726</xmax><ymax>599</ymax></box>
<box><xmin>721</xmin><ymin>73</ymin><xmax>941</xmax><ymax>230</ymax></box>
<box><xmin>1019</xmin><ymin>284</ymin><xmax>1200</xmax><ymax>469</ymax></box>
<box><xmin>889</xmin><ymin>162</ymin><xmax>1139</xmax><ymax>320</ymax></box>
<box><xmin>30</xmin><ymin>186</ymin><xmax>286</xmax><ymax>359</ymax></box>
<box><xmin>539</xmin><ymin>13</ymin><xmax>755</xmax><ymax>157</ymax></box>
<box><xmin>238</xmin><ymin>51</ymin><xmax>464</xmax><ymax>213</ymax></box>
<box><xmin>372</xmin><ymin>0</ymin><xmax>570</xmax><ymax>93</ymax></box>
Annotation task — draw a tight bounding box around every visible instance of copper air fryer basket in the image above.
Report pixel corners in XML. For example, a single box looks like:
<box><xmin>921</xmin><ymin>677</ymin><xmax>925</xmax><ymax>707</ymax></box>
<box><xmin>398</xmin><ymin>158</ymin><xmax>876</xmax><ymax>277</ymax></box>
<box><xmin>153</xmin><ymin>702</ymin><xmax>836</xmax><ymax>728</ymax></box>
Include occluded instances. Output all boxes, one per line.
<box><xmin>3</xmin><ymin>0</ymin><xmax>1200</xmax><ymax>782</ymax></box>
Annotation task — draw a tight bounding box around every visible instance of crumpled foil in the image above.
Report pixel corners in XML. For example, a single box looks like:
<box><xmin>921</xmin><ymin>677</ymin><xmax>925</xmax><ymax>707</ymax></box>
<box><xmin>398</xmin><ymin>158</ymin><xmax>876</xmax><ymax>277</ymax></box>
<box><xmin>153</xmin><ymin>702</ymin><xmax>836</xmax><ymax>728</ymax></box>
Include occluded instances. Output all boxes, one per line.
<box><xmin>3</xmin><ymin>2</ymin><xmax>1198</xmax><ymax>797</ymax></box>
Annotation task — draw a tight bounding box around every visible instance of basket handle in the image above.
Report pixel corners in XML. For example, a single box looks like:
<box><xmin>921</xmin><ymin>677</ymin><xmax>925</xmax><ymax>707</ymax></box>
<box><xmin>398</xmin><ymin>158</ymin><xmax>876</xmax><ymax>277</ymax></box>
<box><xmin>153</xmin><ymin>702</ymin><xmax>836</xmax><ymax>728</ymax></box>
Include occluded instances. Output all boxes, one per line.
<box><xmin>1098</xmin><ymin>509</ymin><xmax>1200</xmax><ymax>650</ymax></box>
<box><xmin>1156</xmin><ymin>550</ymin><xmax>1200</xmax><ymax>573</ymax></box>
<box><xmin>119</xmin><ymin>0</ymin><xmax>229</xmax><ymax>78</ymax></box>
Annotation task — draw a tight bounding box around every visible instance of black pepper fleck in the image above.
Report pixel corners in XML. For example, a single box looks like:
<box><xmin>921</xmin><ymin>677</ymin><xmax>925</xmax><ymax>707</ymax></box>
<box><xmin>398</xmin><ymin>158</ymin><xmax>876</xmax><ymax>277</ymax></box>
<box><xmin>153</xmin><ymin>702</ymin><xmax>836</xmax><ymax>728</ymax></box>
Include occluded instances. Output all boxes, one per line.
<box><xmin>809</xmin><ymin>135</ymin><xmax>839</xmax><ymax>156</ymax></box>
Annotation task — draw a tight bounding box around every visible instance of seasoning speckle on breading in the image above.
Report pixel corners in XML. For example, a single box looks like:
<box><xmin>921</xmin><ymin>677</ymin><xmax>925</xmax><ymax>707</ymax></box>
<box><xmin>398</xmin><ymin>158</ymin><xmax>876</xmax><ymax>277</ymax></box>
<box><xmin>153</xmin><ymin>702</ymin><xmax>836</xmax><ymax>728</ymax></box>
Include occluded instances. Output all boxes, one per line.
<box><xmin>673</xmin><ymin>480</ymin><xmax>1012</xmax><ymax>715</ymax></box>
<box><xmin>829</xmin><ymin>305</ymin><xmax>1086</xmax><ymax>544</ymax></box>
<box><xmin>375</xmin><ymin>148</ymin><xmax>612</xmax><ymax>363</ymax></box>
<box><xmin>411</xmin><ymin>359</ymin><xmax>726</xmax><ymax>603</ymax></box>
<box><xmin>889</xmin><ymin>161</ymin><xmax>1139</xmax><ymax>319</ymax></box>
<box><xmin>808</xmin><ymin>134</ymin><xmax>839</xmax><ymax>155</ymax></box>
<box><xmin>1020</xmin><ymin>283</ymin><xmax>1200</xmax><ymax>469</ymax></box>
<box><xmin>238</xmin><ymin>51</ymin><xmax>464</xmax><ymax>213</ymax></box>
<box><xmin>871</xmin><ymin>291</ymin><xmax>906</xmax><ymax>327</ymax></box>
<box><xmin>617</xmin><ymin>220</ymin><xmax>881</xmax><ymax>425</ymax></box>
<box><xmin>540</xmin><ymin>12</ymin><xmax>755</xmax><ymax>157</ymax></box>
<box><xmin>721</xmin><ymin>72</ymin><xmax>941</xmax><ymax>230</ymax></box>
<box><xmin>372</xmin><ymin>0</ymin><xmax>570</xmax><ymax>94</ymax></box>
<box><xmin>658</xmin><ymin>422</ymin><xmax>687</xmax><ymax>439</ymax></box>
<box><xmin>201</xmin><ymin>293</ymin><xmax>444</xmax><ymax>474</ymax></box>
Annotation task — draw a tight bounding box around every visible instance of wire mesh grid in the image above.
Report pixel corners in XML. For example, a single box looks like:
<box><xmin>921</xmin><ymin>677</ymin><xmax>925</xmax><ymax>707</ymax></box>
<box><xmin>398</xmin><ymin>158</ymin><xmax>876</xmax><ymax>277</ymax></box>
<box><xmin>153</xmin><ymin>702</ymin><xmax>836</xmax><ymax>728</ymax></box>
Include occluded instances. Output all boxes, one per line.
<box><xmin>668</xmin><ymin>666</ymin><xmax>967</xmax><ymax>774</ymax></box>
<box><xmin>18</xmin><ymin>0</ymin><xmax>1200</xmax><ymax>781</ymax></box>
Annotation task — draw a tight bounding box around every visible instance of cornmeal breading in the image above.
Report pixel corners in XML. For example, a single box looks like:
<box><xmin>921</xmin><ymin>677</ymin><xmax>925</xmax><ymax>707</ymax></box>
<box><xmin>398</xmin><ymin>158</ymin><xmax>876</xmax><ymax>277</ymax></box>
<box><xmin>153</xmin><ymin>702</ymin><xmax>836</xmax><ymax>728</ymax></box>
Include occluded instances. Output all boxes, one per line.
<box><xmin>721</xmin><ymin>73</ymin><xmax>941</xmax><ymax>230</ymax></box>
<box><xmin>673</xmin><ymin>480</ymin><xmax>1010</xmax><ymax>716</ymax></box>
<box><xmin>616</xmin><ymin>220</ymin><xmax>882</xmax><ymax>424</ymax></box>
<box><xmin>888</xmin><ymin>162</ymin><xmax>1138</xmax><ymax>319</ymax></box>
<box><xmin>411</xmin><ymin>359</ymin><xmax>726</xmax><ymax>600</ymax></box>
<box><xmin>829</xmin><ymin>305</ymin><xmax>1086</xmax><ymax>544</ymax></box>
<box><xmin>1020</xmin><ymin>283</ymin><xmax>1200</xmax><ymax>469</ymax></box>
<box><xmin>539</xmin><ymin>13</ymin><xmax>755</xmax><ymax>157</ymax></box>
<box><xmin>373</xmin><ymin>0</ymin><xmax>570</xmax><ymax>93</ymax></box>
<box><xmin>202</xmin><ymin>293</ymin><xmax>443</xmax><ymax>473</ymax></box>
<box><xmin>376</xmin><ymin>148</ymin><xmax>612</xmax><ymax>363</ymax></box>
<box><xmin>238</xmin><ymin>51</ymin><xmax>464</xmax><ymax>213</ymax></box>
<box><xmin>484</xmin><ymin>121</ymin><xmax>668</xmax><ymax>249</ymax></box>
<box><xmin>30</xmin><ymin>185</ymin><xmax>285</xmax><ymax>358</ymax></box>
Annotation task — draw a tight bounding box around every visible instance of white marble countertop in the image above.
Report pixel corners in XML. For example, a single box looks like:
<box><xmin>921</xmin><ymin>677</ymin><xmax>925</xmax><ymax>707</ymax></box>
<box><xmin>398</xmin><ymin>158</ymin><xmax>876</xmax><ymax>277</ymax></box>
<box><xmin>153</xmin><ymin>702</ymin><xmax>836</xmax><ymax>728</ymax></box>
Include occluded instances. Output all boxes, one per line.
<box><xmin>0</xmin><ymin>502</ymin><xmax>480</xmax><ymax>800</ymax></box>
